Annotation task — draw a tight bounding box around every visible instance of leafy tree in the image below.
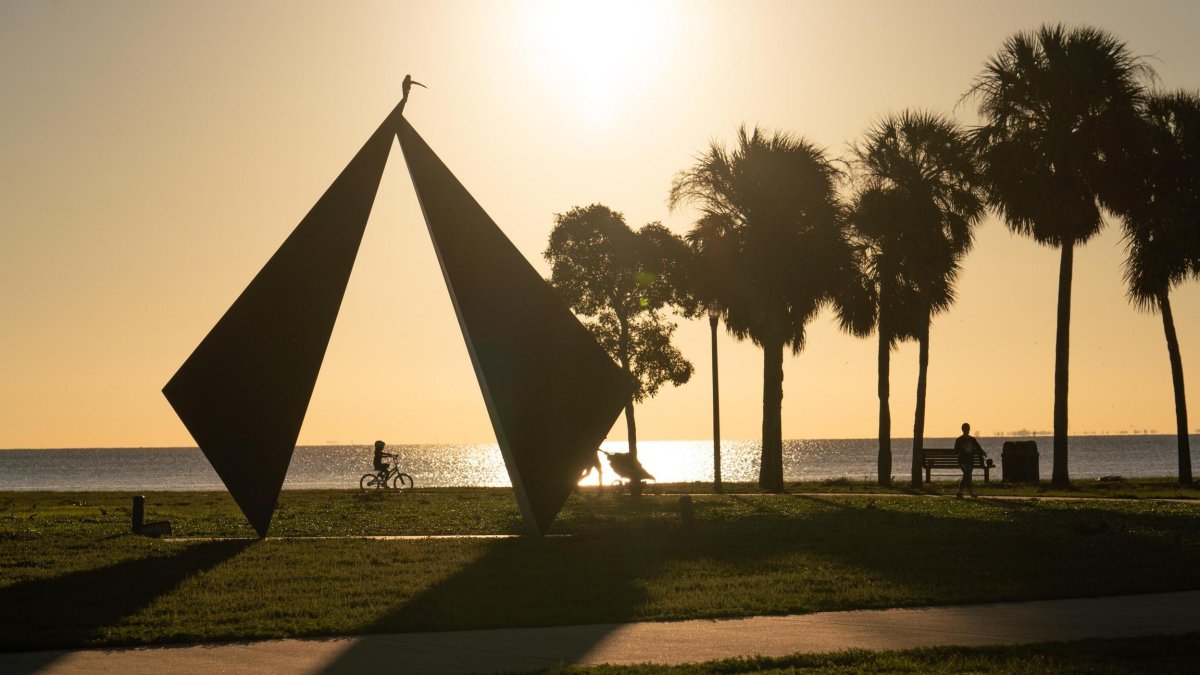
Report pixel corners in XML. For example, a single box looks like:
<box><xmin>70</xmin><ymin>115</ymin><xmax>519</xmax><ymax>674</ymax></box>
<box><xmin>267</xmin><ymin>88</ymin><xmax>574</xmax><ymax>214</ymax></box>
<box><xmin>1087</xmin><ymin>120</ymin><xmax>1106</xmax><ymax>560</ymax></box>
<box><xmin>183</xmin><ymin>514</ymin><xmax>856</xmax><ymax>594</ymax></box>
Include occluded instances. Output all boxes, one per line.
<box><xmin>544</xmin><ymin>204</ymin><xmax>694</xmax><ymax>494</ymax></box>
<box><xmin>966</xmin><ymin>25</ymin><xmax>1153</xmax><ymax>487</ymax></box>
<box><xmin>849</xmin><ymin>111</ymin><xmax>985</xmax><ymax>487</ymax></box>
<box><xmin>670</xmin><ymin>126</ymin><xmax>861</xmax><ymax>492</ymax></box>
<box><xmin>1117</xmin><ymin>91</ymin><xmax>1200</xmax><ymax>484</ymax></box>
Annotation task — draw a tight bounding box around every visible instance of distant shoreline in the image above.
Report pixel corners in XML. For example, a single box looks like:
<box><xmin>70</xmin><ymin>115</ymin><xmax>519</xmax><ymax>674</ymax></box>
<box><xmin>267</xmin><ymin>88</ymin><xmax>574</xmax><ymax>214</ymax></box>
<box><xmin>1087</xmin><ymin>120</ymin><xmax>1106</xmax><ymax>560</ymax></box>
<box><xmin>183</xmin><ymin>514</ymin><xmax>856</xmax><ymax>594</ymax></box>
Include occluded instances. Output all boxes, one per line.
<box><xmin>3</xmin><ymin>432</ymin><xmax>1197</xmax><ymax>452</ymax></box>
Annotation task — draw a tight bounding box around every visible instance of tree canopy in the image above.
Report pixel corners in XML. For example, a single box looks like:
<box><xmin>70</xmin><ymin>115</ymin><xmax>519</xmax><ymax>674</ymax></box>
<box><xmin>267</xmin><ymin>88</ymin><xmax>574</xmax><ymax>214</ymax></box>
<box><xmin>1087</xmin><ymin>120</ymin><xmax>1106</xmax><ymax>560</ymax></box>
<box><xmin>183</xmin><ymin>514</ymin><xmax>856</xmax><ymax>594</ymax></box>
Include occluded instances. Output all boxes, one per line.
<box><xmin>545</xmin><ymin>204</ymin><xmax>695</xmax><ymax>402</ymax></box>
<box><xmin>545</xmin><ymin>204</ymin><xmax>694</xmax><ymax>488</ymax></box>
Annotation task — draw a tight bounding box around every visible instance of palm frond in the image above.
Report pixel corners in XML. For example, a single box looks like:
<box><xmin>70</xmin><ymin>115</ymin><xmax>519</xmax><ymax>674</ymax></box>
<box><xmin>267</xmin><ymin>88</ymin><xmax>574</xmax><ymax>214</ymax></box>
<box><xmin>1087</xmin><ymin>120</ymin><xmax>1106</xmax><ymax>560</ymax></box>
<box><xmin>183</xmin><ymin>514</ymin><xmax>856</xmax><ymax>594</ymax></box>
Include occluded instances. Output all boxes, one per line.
<box><xmin>677</xmin><ymin>125</ymin><xmax>853</xmax><ymax>351</ymax></box>
<box><xmin>965</xmin><ymin>24</ymin><xmax>1155</xmax><ymax>247</ymax></box>
<box><xmin>1117</xmin><ymin>90</ymin><xmax>1200</xmax><ymax>311</ymax></box>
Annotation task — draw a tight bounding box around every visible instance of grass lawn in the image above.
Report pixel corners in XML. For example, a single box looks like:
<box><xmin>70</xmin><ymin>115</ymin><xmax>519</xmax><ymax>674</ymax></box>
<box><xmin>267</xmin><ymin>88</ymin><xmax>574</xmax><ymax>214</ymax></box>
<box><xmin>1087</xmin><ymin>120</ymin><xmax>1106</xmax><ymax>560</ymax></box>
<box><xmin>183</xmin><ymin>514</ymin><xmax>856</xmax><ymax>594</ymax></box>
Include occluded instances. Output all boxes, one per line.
<box><xmin>2</xmin><ymin>486</ymin><xmax>1198</xmax><ymax>653</ymax></box>
<box><xmin>557</xmin><ymin>633</ymin><xmax>1200</xmax><ymax>674</ymax></box>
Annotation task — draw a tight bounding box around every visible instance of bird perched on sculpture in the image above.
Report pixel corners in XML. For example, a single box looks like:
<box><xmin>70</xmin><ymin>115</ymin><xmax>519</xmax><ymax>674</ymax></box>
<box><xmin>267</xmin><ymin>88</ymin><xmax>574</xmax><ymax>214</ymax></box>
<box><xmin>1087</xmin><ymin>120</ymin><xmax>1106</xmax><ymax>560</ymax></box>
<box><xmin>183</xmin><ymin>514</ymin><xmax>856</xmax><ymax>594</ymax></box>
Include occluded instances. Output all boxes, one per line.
<box><xmin>402</xmin><ymin>74</ymin><xmax>426</xmax><ymax>99</ymax></box>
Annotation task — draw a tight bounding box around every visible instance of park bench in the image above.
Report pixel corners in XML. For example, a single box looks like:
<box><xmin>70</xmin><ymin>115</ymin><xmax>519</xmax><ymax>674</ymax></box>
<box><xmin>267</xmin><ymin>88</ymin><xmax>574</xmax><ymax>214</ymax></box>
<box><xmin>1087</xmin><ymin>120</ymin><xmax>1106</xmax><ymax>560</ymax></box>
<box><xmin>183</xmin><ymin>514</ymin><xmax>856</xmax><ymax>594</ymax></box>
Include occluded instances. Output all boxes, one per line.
<box><xmin>921</xmin><ymin>448</ymin><xmax>994</xmax><ymax>483</ymax></box>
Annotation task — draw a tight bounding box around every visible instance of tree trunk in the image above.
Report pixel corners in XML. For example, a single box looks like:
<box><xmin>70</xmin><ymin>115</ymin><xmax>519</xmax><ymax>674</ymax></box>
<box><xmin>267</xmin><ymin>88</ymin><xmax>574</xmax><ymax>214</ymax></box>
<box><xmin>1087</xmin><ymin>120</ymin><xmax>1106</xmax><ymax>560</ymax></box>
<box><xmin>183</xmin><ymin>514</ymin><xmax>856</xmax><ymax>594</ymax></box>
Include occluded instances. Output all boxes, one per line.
<box><xmin>911</xmin><ymin>318</ymin><xmax>930</xmax><ymax>488</ymax></box>
<box><xmin>1051</xmin><ymin>241</ymin><xmax>1074</xmax><ymax>487</ymax></box>
<box><xmin>618</xmin><ymin>314</ymin><xmax>641</xmax><ymax>497</ymax></box>
<box><xmin>711</xmin><ymin>316</ymin><xmax>722</xmax><ymax>493</ymax></box>
<box><xmin>624</xmin><ymin>397</ymin><xmax>641</xmax><ymax>497</ymax></box>
<box><xmin>1159</xmin><ymin>292</ymin><xmax>1192</xmax><ymax>484</ymax></box>
<box><xmin>760</xmin><ymin>337</ymin><xmax>785</xmax><ymax>492</ymax></box>
<box><xmin>877</xmin><ymin>323</ymin><xmax>892</xmax><ymax>487</ymax></box>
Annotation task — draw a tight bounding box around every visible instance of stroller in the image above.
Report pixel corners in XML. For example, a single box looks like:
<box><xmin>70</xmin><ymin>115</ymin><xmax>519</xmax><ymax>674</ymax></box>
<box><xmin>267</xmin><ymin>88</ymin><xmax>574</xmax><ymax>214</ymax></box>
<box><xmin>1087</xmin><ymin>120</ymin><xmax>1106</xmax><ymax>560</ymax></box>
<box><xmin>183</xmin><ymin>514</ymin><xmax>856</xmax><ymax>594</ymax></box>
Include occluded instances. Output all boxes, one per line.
<box><xmin>599</xmin><ymin>449</ymin><xmax>655</xmax><ymax>490</ymax></box>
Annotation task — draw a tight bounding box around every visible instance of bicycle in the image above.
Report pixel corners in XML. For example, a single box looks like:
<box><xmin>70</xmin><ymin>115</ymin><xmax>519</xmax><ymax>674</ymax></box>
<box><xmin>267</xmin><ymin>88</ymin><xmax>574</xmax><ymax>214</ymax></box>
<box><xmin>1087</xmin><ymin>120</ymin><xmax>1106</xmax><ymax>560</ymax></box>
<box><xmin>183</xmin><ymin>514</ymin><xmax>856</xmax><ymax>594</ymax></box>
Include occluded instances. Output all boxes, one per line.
<box><xmin>359</xmin><ymin>453</ymin><xmax>414</xmax><ymax>492</ymax></box>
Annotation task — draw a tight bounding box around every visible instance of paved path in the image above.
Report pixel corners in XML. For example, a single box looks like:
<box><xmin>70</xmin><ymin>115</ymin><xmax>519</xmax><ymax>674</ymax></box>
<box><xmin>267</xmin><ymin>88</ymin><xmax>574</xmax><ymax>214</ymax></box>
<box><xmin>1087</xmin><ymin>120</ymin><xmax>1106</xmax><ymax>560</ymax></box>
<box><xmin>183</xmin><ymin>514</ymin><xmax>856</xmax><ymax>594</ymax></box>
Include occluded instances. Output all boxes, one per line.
<box><xmin>5</xmin><ymin>591</ymin><xmax>1198</xmax><ymax>674</ymax></box>
<box><xmin>595</xmin><ymin>490</ymin><xmax>1197</xmax><ymax>505</ymax></box>
<box><xmin>748</xmin><ymin>492</ymin><xmax>1198</xmax><ymax>504</ymax></box>
<box><xmin>157</xmin><ymin>494</ymin><xmax>1197</xmax><ymax>543</ymax></box>
<box><xmin>163</xmin><ymin>534</ymin><xmax>573</xmax><ymax>542</ymax></box>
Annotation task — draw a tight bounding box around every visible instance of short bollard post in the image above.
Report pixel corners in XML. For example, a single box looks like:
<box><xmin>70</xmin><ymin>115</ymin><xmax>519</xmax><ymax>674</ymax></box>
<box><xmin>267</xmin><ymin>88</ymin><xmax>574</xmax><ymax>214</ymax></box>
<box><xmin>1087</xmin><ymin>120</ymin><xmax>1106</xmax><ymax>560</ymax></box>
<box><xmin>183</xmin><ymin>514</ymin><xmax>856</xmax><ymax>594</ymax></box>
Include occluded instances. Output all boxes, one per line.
<box><xmin>678</xmin><ymin>495</ymin><xmax>694</xmax><ymax>535</ymax></box>
<box><xmin>132</xmin><ymin>495</ymin><xmax>145</xmax><ymax>534</ymax></box>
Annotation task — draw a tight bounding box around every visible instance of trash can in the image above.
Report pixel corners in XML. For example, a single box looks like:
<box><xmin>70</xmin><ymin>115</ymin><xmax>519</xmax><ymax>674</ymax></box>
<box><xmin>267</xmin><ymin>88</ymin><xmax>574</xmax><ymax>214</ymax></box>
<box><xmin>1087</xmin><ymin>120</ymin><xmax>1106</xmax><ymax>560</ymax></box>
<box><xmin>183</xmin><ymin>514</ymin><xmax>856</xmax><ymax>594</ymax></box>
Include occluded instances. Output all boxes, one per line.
<box><xmin>1002</xmin><ymin>441</ymin><xmax>1040</xmax><ymax>483</ymax></box>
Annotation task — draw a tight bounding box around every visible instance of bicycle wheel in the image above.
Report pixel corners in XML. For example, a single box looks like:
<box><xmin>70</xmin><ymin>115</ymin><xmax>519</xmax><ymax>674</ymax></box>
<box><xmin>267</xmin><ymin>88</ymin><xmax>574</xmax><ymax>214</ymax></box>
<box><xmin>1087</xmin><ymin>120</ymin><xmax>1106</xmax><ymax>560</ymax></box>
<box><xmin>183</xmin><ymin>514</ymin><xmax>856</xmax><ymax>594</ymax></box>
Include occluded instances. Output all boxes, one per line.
<box><xmin>359</xmin><ymin>473</ymin><xmax>377</xmax><ymax>491</ymax></box>
<box><xmin>392</xmin><ymin>473</ymin><xmax>414</xmax><ymax>491</ymax></box>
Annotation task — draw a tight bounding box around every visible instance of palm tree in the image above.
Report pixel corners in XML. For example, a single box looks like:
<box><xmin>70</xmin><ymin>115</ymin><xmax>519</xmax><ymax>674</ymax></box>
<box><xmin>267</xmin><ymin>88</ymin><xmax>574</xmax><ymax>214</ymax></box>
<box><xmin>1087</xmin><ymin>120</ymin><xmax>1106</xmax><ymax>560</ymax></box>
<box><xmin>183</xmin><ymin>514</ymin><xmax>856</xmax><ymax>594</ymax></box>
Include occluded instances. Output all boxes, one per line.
<box><xmin>850</xmin><ymin>111</ymin><xmax>985</xmax><ymax>488</ymax></box>
<box><xmin>966</xmin><ymin>25</ymin><xmax>1153</xmax><ymax>487</ymax></box>
<box><xmin>670</xmin><ymin>126</ymin><xmax>859</xmax><ymax>492</ymax></box>
<box><xmin>1118</xmin><ymin>91</ymin><xmax>1200</xmax><ymax>484</ymax></box>
<box><xmin>848</xmin><ymin>187</ymin><xmax>916</xmax><ymax>486</ymax></box>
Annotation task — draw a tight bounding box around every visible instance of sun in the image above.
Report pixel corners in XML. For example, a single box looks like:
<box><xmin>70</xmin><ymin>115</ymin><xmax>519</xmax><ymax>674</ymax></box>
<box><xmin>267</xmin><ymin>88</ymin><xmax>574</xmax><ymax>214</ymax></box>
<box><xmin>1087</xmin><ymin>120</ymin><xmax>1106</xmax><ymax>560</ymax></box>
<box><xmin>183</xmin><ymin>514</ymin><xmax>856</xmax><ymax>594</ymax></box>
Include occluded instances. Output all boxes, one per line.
<box><xmin>521</xmin><ymin>0</ymin><xmax>675</xmax><ymax>126</ymax></box>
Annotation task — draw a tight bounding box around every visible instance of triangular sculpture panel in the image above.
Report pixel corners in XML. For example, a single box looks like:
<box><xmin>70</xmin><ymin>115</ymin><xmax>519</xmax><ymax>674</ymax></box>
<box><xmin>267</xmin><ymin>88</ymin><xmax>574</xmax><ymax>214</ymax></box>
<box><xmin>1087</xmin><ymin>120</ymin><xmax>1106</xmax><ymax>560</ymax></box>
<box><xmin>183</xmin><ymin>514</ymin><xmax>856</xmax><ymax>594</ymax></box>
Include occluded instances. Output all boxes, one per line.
<box><xmin>397</xmin><ymin>118</ymin><xmax>629</xmax><ymax>535</ymax></box>
<box><xmin>163</xmin><ymin>104</ymin><xmax>401</xmax><ymax>537</ymax></box>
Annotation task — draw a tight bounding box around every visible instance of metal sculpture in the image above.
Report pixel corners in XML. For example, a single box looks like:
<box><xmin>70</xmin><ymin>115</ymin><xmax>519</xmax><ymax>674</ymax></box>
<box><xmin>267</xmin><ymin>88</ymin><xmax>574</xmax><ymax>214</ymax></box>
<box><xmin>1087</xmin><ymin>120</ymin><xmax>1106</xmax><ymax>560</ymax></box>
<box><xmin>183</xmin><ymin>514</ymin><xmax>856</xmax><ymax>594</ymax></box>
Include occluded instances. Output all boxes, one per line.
<box><xmin>165</xmin><ymin>83</ymin><xmax>627</xmax><ymax>537</ymax></box>
<box><xmin>397</xmin><ymin>118</ymin><xmax>628</xmax><ymax>535</ymax></box>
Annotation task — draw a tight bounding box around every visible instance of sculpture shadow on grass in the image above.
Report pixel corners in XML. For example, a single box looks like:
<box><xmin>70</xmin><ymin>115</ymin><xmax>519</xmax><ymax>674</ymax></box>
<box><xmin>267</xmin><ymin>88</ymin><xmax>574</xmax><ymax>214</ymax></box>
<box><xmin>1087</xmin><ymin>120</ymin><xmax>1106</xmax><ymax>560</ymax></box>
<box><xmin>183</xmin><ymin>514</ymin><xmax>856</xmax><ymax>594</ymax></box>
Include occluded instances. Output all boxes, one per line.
<box><xmin>0</xmin><ymin>539</ymin><xmax>252</xmax><ymax>669</ymax></box>
<box><xmin>318</xmin><ymin>495</ymin><xmax>1200</xmax><ymax>672</ymax></box>
<box><xmin>318</xmin><ymin>517</ymin><xmax>680</xmax><ymax>673</ymax></box>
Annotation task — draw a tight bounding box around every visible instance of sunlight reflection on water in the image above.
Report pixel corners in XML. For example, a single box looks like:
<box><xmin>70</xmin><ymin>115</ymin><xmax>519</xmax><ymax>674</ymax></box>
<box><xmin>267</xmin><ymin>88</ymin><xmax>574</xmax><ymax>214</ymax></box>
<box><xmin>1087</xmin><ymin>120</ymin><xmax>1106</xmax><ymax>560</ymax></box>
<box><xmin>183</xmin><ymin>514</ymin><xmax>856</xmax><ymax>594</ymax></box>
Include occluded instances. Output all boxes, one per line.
<box><xmin>0</xmin><ymin>436</ymin><xmax>1194</xmax><ymax>491</ymax></box>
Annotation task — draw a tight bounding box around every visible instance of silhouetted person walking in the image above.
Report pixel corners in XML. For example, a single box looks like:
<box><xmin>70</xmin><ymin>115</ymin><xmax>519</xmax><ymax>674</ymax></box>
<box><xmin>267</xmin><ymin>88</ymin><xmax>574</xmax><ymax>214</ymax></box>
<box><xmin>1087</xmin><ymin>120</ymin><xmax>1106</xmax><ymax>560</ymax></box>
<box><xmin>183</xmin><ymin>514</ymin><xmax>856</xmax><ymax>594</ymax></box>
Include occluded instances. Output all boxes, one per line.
<box><xmin>955</xmin><ymin>423</ymin><xmax>984</xmax><ymax>498</ymax></box>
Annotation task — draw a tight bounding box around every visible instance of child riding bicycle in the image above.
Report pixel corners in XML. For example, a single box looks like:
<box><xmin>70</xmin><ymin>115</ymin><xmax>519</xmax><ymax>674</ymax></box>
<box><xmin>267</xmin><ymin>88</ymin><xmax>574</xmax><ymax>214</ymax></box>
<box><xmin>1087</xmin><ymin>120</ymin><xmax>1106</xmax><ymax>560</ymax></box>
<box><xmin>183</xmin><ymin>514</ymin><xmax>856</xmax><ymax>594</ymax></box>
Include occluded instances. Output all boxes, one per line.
<box><xmin>373</xmin><ymin>440</ymin><xmax>396</xmax><ymax>480</ymax></box>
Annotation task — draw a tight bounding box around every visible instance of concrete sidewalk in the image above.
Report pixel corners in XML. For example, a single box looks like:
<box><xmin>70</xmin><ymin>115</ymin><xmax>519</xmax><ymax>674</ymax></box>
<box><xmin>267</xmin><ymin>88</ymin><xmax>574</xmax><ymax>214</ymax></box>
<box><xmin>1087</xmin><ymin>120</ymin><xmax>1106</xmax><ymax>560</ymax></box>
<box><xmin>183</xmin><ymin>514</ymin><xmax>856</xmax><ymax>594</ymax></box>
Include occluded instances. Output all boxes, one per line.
<box><xmin>757</xmin><ymin>492</ymin><xmax>1199</xmax><ymax>504</ymax></box>
<box><xmin>4</xmin><ymin>590</ymin><xmax>1198</xmax><ymax>674</ymax></box>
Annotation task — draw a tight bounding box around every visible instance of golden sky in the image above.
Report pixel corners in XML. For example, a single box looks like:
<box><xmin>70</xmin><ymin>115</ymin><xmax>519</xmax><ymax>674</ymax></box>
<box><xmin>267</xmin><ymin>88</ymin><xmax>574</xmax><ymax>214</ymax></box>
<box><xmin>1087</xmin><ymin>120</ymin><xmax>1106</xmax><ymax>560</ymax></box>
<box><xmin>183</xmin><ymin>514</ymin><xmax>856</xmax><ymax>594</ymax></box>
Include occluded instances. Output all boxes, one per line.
<box><xmin>1</xmin><ymin>0</ymin><xmax>1198</xmax><ymax>448</ymax></box>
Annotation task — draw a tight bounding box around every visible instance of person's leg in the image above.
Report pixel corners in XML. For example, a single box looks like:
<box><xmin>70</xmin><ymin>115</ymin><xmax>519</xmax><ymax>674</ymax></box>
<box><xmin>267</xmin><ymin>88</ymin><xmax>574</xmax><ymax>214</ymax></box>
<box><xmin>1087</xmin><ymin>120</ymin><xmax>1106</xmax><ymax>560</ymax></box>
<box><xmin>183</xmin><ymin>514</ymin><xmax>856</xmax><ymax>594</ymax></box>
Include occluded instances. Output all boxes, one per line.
<box><xmin>966</xmin><ymin>467</ymin><xmax>976</xmax><ymax>497</ymax></box>
<box><xmin>957</xmin><ymin>470</ymin><xmax>966</xmax><ymax>498</ymax></box>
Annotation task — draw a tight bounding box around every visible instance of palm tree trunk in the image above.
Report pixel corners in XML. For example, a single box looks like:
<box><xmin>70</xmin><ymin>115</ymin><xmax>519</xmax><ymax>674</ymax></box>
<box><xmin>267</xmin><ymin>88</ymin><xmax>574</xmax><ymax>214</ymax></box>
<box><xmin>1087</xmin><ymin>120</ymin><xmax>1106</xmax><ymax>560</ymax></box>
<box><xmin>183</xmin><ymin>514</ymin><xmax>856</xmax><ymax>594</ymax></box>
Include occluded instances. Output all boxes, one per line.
<box><xmin>1052</xmin><ymin>241</ymin><xmax>1074</xmax><ymax>487</ymax></box>
<box><xmin>911</xmin><ymin>318</ymin><xmax>930</xmax><ymax>488</ymax></box>
<box><xmin>1159</xmin><ymin>292</ymin><xmax>1192</xmax><ymax>484</ymax></box>
<box><xmin>760</xmin><ymin>337</ymin><xmax>785</xmax><ymax>492</ymax></box>
<box><xmin>877</xmin><ymin>327</ymin><xmax>892</xmax><ymax>487</ymax></box>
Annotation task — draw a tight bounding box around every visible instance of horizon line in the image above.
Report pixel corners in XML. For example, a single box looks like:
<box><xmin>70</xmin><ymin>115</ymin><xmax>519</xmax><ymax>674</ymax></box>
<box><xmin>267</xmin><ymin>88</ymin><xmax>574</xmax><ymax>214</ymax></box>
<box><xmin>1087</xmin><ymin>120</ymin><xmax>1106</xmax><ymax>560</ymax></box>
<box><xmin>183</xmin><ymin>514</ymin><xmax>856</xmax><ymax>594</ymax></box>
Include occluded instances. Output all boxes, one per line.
<box><xmin>4</xmin><ymin>431</ymin><xmax>1199</xmax><ymax>452</ymax></box>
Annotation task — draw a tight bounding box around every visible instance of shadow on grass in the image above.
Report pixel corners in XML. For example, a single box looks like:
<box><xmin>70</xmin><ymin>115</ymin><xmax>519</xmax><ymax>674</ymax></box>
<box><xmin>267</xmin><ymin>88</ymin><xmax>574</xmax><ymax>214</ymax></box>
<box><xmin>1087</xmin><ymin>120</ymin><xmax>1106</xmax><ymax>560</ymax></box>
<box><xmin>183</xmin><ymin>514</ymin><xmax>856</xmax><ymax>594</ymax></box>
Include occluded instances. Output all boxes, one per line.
<box><xmin>0</xmin><ymin>539</ymin><xmax>252</xmax><ymax>667</ymax></box>
<box><xmin>318</xmin><ymin>515</ymin><xmax>685</xmax><ymax>672</ymax></box>
<box><xmin>5</xmin><ymin>495</ymin><xmax>1197</xmax><ymax>670</ymax></box>
<box><xmin>319</xmin><ymin>494</ymin><xmax>1200</xmax><ymax>671</ymax></box>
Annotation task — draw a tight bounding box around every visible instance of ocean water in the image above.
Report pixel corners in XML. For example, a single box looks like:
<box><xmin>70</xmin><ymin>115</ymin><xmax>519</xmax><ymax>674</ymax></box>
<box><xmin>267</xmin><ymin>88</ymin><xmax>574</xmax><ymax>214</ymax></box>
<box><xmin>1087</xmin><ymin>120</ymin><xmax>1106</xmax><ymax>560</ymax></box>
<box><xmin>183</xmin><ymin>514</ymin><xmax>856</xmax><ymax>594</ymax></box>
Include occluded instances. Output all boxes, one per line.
<box><xmin>0</xmin><ymin>435</ymin><xmax>1196</xmax><ymax>491</ymax></box>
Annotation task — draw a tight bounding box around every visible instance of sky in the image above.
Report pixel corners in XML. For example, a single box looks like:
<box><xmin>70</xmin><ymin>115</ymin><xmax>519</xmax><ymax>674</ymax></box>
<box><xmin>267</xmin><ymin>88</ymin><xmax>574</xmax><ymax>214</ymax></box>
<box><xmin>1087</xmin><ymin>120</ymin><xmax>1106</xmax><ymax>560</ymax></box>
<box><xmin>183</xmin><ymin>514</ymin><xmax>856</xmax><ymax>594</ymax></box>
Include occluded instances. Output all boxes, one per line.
<box><xmin>1</xmin><ymin>0</ymin><xmax>1199</xmax><ymax>449</ymax></box>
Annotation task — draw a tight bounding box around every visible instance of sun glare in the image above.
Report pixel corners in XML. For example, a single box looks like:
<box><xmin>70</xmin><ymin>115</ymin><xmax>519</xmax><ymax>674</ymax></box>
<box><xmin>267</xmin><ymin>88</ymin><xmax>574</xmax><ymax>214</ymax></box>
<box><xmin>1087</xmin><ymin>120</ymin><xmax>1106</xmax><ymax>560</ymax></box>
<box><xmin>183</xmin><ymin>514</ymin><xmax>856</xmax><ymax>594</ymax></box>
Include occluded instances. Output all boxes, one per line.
<box><xmin>522</xmin><ymin>0</ymin><xmax>675</xmax><ymax>126</ymax></box>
